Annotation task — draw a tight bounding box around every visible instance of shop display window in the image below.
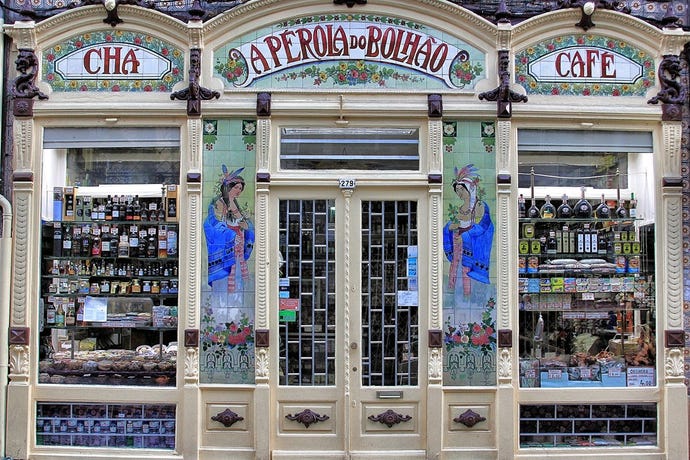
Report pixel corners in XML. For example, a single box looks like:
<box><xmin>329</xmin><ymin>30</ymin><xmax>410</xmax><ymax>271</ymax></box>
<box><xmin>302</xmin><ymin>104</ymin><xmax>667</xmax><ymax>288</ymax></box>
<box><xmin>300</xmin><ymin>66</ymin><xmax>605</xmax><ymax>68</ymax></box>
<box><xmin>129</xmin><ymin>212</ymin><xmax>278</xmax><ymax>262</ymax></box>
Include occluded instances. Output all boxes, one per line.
<box><xmin>36</xmin><ymin>402</ymin><xmax>176</xmax><ymax>448</ymax></box>
<box><xmin>519</xmin><ymin>403</ymin><xmax>657</xmax><ymax>447</ymax></box>
<box><xmin>38</xmin><ymin>128</ymin><xmax>180</xmax><ymax>386</ymax></box>
<box><xmin>517</xmin><ymin>129</ymin><xmax>656</xmax><ymax>389</ymax></box>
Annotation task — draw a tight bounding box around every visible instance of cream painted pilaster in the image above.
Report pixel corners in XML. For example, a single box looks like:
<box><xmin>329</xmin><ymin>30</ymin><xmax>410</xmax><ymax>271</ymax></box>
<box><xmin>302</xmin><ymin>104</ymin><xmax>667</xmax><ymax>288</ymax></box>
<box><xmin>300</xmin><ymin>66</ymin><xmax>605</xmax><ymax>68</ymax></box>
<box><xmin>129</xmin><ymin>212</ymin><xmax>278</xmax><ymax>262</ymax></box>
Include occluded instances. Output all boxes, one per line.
<box><xmin>495</xmin><ymin>119</ymin><xmax>515</xmax><ymax>459</ymax></box>
<box><xmin>427</xmin><ymin>116</ymin><xmax>443</xmax><ymax>458</ymax></box>
<box><xmin>6</xmin><ymin>114</ymin><xmax>39</xmax><ymax>459</ymax></box>
<box><xmin>254</xmin><ymin>117</ymin><xmax>271</xmax><ymax>460</ymax></box>
<box><xmin>181</xmin><ymin>117</ymin><xmax>202</xmax><ymax>459</ymax></box>
<box><xmin>658</xmin><ymin>121</ymin><xmax>687</xmax><ymax>459</ymax></box>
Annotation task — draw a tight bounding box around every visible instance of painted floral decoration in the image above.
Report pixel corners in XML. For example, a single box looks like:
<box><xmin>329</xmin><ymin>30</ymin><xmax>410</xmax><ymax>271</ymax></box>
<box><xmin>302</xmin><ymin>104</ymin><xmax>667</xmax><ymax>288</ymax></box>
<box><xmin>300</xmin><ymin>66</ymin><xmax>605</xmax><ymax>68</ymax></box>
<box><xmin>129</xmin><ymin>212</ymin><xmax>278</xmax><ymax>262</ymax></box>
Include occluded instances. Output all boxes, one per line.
<box><xmin>450</xmin><ymin>59</ymin><xmax>484</xmax><ymax>88</ymax></box>
<box><xmin>514</xmin><ymin>35</ymin><xmax>655</xmax><ymax>97</ymax></box>
<box><xmin>201</xmin><ymin>306</ymin><xmax>255</xmax><ymax>353</ymax></box>
<box><xmin>444</xmin><ymin>298</ymin><xmax>496</xmax><ymax>356</ymax></box>
<box><xmin>215</xmin><ymin>50</ymin><xmax>249</xmax><ymax>86</ymax></box>
<box><xmin>280</xmin><ymin>60</ymin><xmax>424</xmax><ymax>87</ymax></box>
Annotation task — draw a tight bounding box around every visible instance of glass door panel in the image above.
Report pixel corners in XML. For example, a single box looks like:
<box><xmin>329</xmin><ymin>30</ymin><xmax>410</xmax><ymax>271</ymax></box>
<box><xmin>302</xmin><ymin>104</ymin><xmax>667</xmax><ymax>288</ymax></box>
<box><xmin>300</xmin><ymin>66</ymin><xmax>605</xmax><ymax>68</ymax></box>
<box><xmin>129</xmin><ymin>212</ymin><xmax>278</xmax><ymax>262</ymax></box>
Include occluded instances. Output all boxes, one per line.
<box><xmin>361</xmin><ymin>200</ymin><xmax>419</xmax><ymax>386</ymax></box>
<box><xmin>278</xmin><ymin>199</ymin><xmax>336</xmax><ymax>386</ymax></box>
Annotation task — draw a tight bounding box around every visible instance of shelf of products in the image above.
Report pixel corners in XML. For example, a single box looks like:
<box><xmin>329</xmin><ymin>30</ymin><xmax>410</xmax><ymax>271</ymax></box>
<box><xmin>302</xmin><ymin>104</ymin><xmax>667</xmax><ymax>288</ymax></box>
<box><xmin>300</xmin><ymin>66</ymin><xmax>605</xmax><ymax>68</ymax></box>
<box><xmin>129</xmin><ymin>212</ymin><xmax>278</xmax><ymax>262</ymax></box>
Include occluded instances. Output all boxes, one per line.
<box><xmin>517</xmin><ymin>180</ymin><xmax>655</xmax><ymax>389</ymax></box>
<box><xmin>519</xmin><ymin>403</ymin><xmax>657</xmax><ymax>448</ymax></box>
<box><xmin>40</xmin><ymin>188</ymin><xmax>180</xmax><ymax>386</ymax></box>
<box><xmin>36</xmin><ymin>402</ymin><xmax>176</xmax><ymax>448</ymax></box>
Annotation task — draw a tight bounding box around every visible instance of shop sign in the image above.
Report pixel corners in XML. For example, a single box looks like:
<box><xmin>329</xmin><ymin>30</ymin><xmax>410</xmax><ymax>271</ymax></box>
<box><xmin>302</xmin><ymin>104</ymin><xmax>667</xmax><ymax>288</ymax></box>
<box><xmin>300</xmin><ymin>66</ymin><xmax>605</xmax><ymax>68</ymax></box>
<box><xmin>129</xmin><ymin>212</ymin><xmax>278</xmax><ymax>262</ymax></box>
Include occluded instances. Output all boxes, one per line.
<box><xmin>515</xmin><ymin>35</ymin><xmax>655</xmax><ymax>97</ymax></box>
<box><xmin>54</xmin><ymin>44</ymin><xmax>171</xmax><ymax>80</ymax></box>
<box><xmin>43</xmin><ymin>31</ymin><xmax>184</xmax><ymax>92</ymax></box>
<box><xmin>214</xmin><ymin>15</ymin><xmax>485</xmax><ymax>90</ymax></box>
<box><xmin>527</xmin><ymin>47</ymin><xmax>642</xmax><ymax>84</ymax></box>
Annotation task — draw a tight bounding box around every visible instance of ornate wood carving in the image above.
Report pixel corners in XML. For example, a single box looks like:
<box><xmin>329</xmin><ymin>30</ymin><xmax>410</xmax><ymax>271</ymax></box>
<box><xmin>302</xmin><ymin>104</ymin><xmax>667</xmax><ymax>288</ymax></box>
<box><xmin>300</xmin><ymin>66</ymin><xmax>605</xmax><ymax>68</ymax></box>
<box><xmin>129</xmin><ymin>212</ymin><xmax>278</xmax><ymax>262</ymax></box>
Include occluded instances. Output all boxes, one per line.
<box><xmin>184</xmin><ymin>329</ymin><xmax>199</xmax><ymax>348</ymax></box>
<box><xmin>453</xmin><ymin>409</ymin><xmax>487</xmax><ymax>428</ymax></box>
<box><xmin>11</xmin><ymin>49</ymin><xmax>48</xmax><ymax>117</ymax></box>
<box><xmin>334</xmin><ymin>0</ymin><xmax>366</xmax><ymax>7</ymax></box>
<box><xmin>428</xmin><ymin>330</ymin><xmax>443</xmax><ymax>348</ymax></box>
<box><xmin>648</xmin><ymin>54</ymin><xmax>683</xmax><ymax>121</ymax></box>
<box><xmin>478</xmin><ymin>50</ymin><xmax>527</xmax><ymax>118</ymax></box>
<box><xmin>171</xmin><ymin>48</ymin><xmax>220</xmax><ymax>116</ymax></box>
<box><xmin>665</xmin><ymin>330</ymin><xmax>685</xmax><ymax>348</ymax></box>
<box><xmin>212</xmin><ymin>408</ymin><xmax>244</xmax><ymax>428</ymax></box>
<box><xmin>368</xmin><ymin>409</ymin><xmax>412</xmax><ymax>428</ymax></box>
<box><xmin>285</xmin><ymin>409</ymin><xmax>329</xmax><ymax>428</ymax></box>
<box><xmin>427</xmin><ymin>94</ymin><xmax>442</xmax><ymax>118</ymax></box>
<box><xmin>257</xmin><ymin>92</ymin><xmax>271</xmax><ymax>117</ymax></box>
<box><xmin>9</xmin><ymin>327</ymin><xmax>29</xmax><ymax>345</ymax></box>
<box><xmin>255</xmin><ymin>329</ymin><xmax>269</xmax><ymax>347</ymax></box>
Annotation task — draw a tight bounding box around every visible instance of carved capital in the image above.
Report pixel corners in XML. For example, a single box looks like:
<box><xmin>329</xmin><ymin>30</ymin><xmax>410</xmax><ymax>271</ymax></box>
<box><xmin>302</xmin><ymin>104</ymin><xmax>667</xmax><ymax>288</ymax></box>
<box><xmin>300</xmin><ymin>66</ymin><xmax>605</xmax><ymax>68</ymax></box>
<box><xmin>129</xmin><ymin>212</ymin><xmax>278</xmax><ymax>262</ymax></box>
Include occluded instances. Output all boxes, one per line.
<box><xmin>184</xmin><ymin>347</ymin><xmax>199</xmax><ymax>382</ymax></box>
<box><xmin>664</xmin><ymin>348</ymin><xmax>684</xmax><ymax>382</ymax></box>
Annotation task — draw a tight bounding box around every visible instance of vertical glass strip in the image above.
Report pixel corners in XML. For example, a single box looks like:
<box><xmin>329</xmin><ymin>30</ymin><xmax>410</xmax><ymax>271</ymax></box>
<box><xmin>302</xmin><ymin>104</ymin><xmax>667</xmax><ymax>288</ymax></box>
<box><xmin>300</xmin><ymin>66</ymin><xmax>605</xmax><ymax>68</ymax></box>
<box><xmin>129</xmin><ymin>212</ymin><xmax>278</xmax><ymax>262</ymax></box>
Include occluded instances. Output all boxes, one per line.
<box><xmin>279</xmin><ymin>199</ymin><xmax>336</xmax><ymax>386</ymax></box>
<box><xmin>361</xmin><ymin>201</ymin><xmax>418</xmax><ymax>386</ymax></box>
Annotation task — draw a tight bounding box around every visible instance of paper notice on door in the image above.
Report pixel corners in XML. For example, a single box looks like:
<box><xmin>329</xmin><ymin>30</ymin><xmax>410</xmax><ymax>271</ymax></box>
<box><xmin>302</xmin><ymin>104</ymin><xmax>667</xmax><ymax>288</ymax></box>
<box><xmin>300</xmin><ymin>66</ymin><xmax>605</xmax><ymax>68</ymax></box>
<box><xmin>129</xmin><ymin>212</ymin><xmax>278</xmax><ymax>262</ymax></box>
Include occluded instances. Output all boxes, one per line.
<box><xmin>397</xmin><ymin>290</ymin><xmax>418</xmax><ymax>306</ymax></box>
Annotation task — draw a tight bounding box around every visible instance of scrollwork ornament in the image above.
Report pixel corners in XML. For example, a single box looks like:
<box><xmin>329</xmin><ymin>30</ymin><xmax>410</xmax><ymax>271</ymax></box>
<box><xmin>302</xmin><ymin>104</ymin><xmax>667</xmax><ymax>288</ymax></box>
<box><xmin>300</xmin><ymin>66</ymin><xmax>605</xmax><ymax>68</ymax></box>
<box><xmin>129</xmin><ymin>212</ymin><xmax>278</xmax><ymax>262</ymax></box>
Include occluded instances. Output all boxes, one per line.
<box><xmin>256</xmin><ymin>347</ymin><xmax>269</xmax><ymax>380</ymax></box>
<box><xmin>9</xmin><ymin>345</ymin><xmax>29</xmax><ymax>378</ymax></box>
<box><xmin>498</xmin><ymin>348</ymin><xmax>512</xmax><ymax>380</ymax></box>
<box><xmin>664</xmin><ymin>347</ymin><xmax>684</xmax><ymax>379</ymax></box>
<box><xmin>428</xmin><ymin>348</ymin><xmax>443</xmax><ymax>381</ymax></box>
<box><xmin>185</xmin><ymin>347</ymin><xmax>199</xmax><ymax>381</ymax></box>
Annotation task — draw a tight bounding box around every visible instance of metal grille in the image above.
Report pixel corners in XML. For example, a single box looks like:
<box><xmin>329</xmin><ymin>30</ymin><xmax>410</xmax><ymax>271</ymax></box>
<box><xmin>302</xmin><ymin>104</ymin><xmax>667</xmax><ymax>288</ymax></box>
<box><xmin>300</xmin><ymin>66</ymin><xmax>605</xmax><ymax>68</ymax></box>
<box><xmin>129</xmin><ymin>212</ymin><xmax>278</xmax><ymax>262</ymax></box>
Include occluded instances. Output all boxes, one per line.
<box><xmin>361</xmin><ymin>201</ymin><xmax>419</xmax><ymax>386</ymax></box>
<box><xmin>278</xmin><ymin>200</ymin><xmax>336</xmax><ymax>386</ymax></box>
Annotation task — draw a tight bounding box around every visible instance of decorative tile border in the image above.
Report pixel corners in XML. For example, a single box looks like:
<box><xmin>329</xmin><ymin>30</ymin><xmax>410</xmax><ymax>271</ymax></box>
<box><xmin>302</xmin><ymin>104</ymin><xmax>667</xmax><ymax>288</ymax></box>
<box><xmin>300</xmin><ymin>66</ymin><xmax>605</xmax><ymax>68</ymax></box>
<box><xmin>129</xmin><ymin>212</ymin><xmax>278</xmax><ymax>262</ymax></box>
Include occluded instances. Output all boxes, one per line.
<box><xmin>42</xmin><ymin>30</ymin><xmax>184</xmax><ymax>92</ymax></box>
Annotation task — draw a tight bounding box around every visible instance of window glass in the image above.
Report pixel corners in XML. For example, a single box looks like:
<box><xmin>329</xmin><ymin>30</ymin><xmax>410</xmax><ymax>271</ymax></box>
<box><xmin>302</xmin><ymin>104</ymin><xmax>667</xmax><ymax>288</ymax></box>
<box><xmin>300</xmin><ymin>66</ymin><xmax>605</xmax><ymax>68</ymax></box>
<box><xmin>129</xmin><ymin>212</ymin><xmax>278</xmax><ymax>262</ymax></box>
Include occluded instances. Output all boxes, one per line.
<box><xmin>39</xmin><ymin>129</ymin><xmax>180</xmax><ymax>387</ymax></box>
<box><xmin>517</xmin><ymin>129</ymin><xmax>656</xmax><ymax>390</ymax></box>
<box><xmin>280</xmin><ymin>127</ymin><xmax>420</xmax><ymax>170</ymax></box>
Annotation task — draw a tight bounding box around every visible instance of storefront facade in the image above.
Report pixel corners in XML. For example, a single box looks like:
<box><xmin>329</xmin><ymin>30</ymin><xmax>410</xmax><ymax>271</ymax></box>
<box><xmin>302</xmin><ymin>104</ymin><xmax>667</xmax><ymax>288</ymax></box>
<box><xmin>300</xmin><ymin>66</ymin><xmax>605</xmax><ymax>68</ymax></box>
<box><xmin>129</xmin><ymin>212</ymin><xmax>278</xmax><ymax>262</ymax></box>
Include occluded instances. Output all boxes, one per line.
<box><xmin>1</xmin><ymin>0</ymin><xmax>689</xmax><ymax>459</ymax></box>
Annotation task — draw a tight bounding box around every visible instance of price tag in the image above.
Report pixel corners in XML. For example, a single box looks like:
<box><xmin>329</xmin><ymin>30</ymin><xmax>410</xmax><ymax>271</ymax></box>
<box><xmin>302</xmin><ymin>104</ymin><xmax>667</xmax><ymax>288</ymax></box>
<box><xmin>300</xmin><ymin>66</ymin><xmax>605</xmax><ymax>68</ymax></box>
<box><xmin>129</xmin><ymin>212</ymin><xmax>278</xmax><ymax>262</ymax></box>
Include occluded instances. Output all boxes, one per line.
<box><xmin>582</xmin><ymin>292</ymin><xmax>595</xmax><ymax>301</ymax></box>
<box><xmin>338</xmin><ymin>178</ymin><xmax>356</xmax><ymax>189</ymax></box>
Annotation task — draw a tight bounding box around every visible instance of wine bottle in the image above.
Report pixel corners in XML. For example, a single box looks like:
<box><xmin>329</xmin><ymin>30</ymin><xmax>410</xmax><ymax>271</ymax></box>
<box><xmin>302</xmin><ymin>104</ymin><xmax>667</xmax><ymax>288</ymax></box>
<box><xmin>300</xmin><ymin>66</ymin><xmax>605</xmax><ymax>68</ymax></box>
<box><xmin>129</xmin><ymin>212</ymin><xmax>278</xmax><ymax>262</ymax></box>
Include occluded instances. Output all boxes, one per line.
<box><xmin>629</xmin><ymin>192</ymin><xmax>637</xmax><ymax>218</ymax></box>
<box><xmin>540</xmin><ymin>194</ymin><xmax>556</xmax><ymax>218</ymax></box>
<box><xmin>594</xmin><ymin>193</ymin><xmax>611</xmax><ymax>219</ymax></box>
<box><xmin>527</xmin><ymin>168</ymin><xmax>540</xmax><ymax>218</ymax></box>
<box><xmin>574</xmin><ymin>187</ymin><xmax>592</xmax><ymax>218</ymax></box>
<box><xmin>615</xmin><ymin>169</ymin><xmax>628</xmax><ymax>218</ymax></box>
<box><xmin>556</xmin><ymin>194</ymin><xmax>573</xmax><ymax>218</ymax></box>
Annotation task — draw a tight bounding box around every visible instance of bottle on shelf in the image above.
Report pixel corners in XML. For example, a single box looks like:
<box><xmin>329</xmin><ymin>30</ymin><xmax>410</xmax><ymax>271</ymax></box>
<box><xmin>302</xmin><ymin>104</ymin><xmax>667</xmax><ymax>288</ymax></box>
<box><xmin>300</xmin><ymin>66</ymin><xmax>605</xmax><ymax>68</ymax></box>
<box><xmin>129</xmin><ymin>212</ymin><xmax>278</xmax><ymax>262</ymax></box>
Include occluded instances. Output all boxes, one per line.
<box><xmin>629</xmin><ymin>192</ymin><xmax>637</xmax><ymax>218</ymax></box>
<box><xmin>46</xmin><ymin>302</ymin><xmax>56</xmax><ymax>326</ymax></box>
<box><xmin>546</xmin><ymin>230</ymin><xmax>558</xmax><ymax>254</ymax></box>
<box><xmin>105</xmin><ymin>196</ymin><xmax>113</xmax><ymax>221</ymax></box>
<box><xmin>574</xmin><ymin>186</ymin><xmax>593</xmax><ymax>218</ymax></box>
<box><xmin>615</xmin><ymin>169</ymin><xmax>628</xmax><ymax>218</ymax></box>
<box><xmin>91</xmin><ymin>224</ymin><xmax>102</xmax><ymax>257</ymax></box>
<box><xmin>125</xmin><ymin>196</ymin><xmax>134</xmax><ymax>221</ymax></box>
<box><xmin>52</xmin><ymin>223</ymin><xmax>63</xmax><ymax>257</ymax></box>
<box><xmin>55</xmin><ymin>302</ymin><xmax>65</xmax><ymax>327</ymax></box>
<box><xmin>594</xmin><ymin>193</ymin><xmax>611</xmax><ymax>219</ymax></box>
<box><xmin>65</xmin><ymin>302</ymin><xmax>76</xmax><ymax>326</ymax></box>
<box><xmin>111</xmin><ymin>195</ymin><xmax>120</xmax><ymax>221</ymax></box>
<box><xmin>539</xmin><ymin>194</ymin><xmax>556</xmax><ymax>219</ymax></box>
<box><xmin>62</xmin><ymin>225</ymin><xmax>73</xmax><ymax>257</ymax></box>
<box><xmin>527</xmin><ymin>167</ymin><xmax>540</xmax><ymax>218</ymax></box>
<box><xmin>133</xmin><ymin>196</ymin><xmax>141</xmax><ymax>221</ymax></box>
<box><xmin>556</xmin><ymin>194</ymin><xmax>573</xmax><ymax>219</ymax></box>
<box><xmin>518</xmin><ymin>194</ymin><xmax>526</xmax><ymax>218</ymax></box>
<box><xmin>76</xmin><ymin>300</ymin><xmax>85</xmax><ymax>326</ymax></box>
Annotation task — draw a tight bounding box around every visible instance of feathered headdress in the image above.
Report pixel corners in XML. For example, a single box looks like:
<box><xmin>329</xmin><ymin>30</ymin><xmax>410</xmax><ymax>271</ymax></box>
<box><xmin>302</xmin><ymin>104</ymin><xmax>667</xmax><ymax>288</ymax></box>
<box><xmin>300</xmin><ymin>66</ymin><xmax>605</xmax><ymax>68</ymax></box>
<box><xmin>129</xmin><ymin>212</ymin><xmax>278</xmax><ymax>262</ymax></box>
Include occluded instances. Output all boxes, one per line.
<box><xmin>221</xmin><ymin>164</ymin><xmax>245</xmax><ymax>187</ymax></box>
<box><xmin>452</xmin><ymin>164</ymin><xmax>480</xmax><ymax>208</ymax></box>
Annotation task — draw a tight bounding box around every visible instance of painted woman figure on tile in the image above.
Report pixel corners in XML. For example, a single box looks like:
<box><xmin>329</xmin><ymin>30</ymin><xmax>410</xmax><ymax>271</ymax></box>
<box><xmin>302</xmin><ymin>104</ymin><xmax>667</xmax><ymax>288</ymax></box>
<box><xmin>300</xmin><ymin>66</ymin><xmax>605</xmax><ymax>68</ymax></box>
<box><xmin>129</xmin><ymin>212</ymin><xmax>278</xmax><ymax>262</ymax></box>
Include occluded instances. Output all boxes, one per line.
<box><xmin>443</xmin><ymin>164</ymin><xmax>494</xmax><ymax>315</ymax></box>
<box><xmin>204</xmin><ymin>165</ymin><xmax>255</xmax><ymax>296</ymax></box>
